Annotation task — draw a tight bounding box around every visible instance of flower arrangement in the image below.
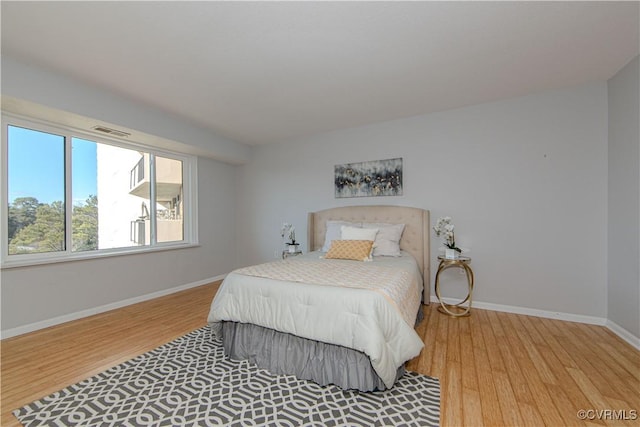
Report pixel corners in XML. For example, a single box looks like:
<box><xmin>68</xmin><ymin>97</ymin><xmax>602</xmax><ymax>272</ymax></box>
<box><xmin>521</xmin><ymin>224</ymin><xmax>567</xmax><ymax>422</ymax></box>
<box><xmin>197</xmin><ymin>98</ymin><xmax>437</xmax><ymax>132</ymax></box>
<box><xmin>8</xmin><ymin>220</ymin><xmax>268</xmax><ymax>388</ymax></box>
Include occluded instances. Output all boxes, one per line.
<box><xmin>433</xmin><ymin>216</ymin><xmax>462</xmax><ymax>253</ymax></box>
<box><xmin>280</xmin><ymin>222</ymin><xmax>296</xmax><ymax>245</ymax></box>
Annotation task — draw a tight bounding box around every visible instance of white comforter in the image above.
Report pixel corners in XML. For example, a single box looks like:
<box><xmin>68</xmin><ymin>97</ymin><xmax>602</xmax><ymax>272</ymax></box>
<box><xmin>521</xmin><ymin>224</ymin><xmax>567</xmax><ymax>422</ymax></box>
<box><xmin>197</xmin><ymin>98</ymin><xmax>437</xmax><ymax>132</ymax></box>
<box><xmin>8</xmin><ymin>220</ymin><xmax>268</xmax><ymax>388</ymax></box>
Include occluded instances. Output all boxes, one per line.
<box><xmin>207</xmin><ymin>251</ymin><xmax>425</xmax><ymax>388</ymax></box>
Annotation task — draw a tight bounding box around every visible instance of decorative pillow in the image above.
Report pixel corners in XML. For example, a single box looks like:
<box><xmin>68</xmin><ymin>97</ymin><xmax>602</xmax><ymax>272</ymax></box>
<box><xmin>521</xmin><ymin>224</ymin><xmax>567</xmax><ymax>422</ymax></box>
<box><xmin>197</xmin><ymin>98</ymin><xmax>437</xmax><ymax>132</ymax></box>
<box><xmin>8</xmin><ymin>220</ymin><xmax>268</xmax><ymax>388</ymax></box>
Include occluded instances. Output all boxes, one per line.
<box><xmin>341</xmin><ymin>225</ymin><xmax>379</xmax><ymax>241</ymax></box>
<box><xmin>325</xmin><ymin>240</ymin><xmax>374</xmax><ymax>261</ymax></box>
<box><xmin>322</xmin><ymin>221</ymin><xmax>361</xmax><ymax>252</ymax></box>
<box><xmin>362</xmin><ymin>222</ymin><xmax>405</xmax><ymax>257</ymax></box>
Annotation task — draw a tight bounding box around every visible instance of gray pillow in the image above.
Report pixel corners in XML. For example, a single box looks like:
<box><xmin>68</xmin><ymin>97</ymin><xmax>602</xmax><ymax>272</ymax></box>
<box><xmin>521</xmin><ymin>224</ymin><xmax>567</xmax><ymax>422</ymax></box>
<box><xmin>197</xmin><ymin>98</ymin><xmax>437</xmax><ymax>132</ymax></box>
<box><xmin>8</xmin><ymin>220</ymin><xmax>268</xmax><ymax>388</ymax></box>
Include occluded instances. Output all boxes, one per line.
<box><xmin>321</xmin><ymin>220</ymin><xmax>361</xmax><ymax>252</ymax></box>
<box><xmin>362</xmin><ymin>222</ymin><xmax>405</xmax><ymax>257</ymax></box>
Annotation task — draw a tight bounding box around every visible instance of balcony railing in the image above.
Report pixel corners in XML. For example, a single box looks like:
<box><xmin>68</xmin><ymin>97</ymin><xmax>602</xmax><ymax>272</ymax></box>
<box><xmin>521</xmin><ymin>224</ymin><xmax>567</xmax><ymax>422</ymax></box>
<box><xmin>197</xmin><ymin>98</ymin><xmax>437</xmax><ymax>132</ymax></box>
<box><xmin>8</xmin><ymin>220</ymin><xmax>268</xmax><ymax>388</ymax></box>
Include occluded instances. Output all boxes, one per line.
<box><xmin>130</xmin><ymin>219</ymin><xmax>145</xmax><ymax>245</ymax></box>
<box><xmin>130</xmin><ymin>157</ymin><xmax>145</xmax><ymax>190</ymax></box>
<box><xmin>157</xmin><ymin>208</ymin><xmax>182</xmax><ymax>221</ymax></box>
<box><xmin>130</xmin><ymin>214</ymin><xmax>183</xmax><ymax>245</ymax></box>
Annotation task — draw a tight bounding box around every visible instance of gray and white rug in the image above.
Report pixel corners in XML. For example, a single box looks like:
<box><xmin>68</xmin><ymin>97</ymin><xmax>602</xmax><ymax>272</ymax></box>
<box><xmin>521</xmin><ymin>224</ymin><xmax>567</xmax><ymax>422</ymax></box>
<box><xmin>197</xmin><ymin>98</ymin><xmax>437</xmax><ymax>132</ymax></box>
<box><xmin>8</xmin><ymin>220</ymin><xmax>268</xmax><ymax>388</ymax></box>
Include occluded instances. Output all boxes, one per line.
<box><xmin>14</xmin><ymin>326</ymin><xmax>440</xmax><ymax>426</ymax></box>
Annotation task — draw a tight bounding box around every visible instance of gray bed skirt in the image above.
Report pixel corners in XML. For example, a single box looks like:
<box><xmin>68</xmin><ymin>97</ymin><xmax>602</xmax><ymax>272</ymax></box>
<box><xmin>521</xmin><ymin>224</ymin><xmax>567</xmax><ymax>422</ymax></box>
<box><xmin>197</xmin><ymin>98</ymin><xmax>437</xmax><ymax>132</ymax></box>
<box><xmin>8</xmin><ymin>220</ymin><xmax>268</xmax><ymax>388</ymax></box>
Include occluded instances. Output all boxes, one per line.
<box><xmin>220</xmin><ymin>306</ymin><xmax>423</xmax><ymax>392</ymax></box>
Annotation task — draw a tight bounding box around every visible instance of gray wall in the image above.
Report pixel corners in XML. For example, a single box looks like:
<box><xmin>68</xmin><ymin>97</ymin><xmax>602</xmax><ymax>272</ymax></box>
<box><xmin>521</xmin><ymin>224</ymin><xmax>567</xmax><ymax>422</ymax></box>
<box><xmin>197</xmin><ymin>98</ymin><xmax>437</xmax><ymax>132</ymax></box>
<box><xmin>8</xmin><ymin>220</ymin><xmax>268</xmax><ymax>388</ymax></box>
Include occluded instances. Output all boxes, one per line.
<box><xmin>236</xmin><ymin>82</ymin><xmax>609</xmax><ymax>319</ymax></box>
<box><xmin>607</xmin><ymin>55</ymin><xmax>640</xmax><ymax>338</ymax></box>
<box><xmin>1</xmin><ymin>58</ymin><xmax>240</xmax><ymax>333</ymax></box>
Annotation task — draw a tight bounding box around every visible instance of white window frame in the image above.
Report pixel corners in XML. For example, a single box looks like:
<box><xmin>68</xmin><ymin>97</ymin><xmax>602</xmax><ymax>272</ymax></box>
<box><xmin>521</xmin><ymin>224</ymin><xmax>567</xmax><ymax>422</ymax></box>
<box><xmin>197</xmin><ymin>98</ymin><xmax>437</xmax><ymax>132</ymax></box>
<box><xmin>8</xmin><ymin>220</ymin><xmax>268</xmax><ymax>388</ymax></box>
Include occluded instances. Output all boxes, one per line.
<box><xmin>1</xmin><ymin>113</ymin><xmax>199</xmax><ymax>269</ymax></box>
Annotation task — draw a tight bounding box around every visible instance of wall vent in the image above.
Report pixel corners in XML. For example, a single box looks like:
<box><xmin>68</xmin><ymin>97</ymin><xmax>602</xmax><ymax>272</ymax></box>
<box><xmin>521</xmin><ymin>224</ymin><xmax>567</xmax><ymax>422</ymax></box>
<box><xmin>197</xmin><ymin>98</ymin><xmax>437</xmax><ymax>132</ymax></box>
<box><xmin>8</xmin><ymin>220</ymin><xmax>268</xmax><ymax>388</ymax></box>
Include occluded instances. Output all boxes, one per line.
<box><xmin>92</xmin><ymin>125</ymin><xmax>131</xmax><ymax>138</ymax></box>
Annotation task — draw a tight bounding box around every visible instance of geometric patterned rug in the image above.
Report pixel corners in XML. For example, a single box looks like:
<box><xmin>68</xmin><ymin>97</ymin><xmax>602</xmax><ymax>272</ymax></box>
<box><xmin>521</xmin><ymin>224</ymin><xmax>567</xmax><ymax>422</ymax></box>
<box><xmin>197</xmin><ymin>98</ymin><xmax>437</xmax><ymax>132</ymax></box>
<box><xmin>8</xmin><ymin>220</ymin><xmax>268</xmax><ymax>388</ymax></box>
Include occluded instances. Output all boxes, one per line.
<box><xmin>14</xmin><ymin>326</ymin><xmax>440</xmax><ymax>427</ymax></box>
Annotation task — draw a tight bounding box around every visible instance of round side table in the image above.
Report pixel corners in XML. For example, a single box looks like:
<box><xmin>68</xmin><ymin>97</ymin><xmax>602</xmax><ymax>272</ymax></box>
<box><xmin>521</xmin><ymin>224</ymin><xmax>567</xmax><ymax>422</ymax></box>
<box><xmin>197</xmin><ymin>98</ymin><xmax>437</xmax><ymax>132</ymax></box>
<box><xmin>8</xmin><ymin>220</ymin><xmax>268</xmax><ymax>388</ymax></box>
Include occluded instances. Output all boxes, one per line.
<box><xmin>435</xmin><ymin>255</ymin><xmax>474</xmax><ymax>317</ymax></box>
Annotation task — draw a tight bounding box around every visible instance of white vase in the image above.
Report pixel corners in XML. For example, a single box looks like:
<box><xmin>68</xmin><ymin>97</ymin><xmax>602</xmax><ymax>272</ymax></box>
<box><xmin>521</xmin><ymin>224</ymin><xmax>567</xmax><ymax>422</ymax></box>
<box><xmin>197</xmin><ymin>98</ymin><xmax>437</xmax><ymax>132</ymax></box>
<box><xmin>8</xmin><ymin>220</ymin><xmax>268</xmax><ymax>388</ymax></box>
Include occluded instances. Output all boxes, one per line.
<box><xmin>445</xmin><ymin>248</ymin><xmax>457</xmax><ymax>259</ymax></box>
<box><xmin>288</xmin><ymin>244</ymin><xmax>298</xmax><ymax>253</ymax></box>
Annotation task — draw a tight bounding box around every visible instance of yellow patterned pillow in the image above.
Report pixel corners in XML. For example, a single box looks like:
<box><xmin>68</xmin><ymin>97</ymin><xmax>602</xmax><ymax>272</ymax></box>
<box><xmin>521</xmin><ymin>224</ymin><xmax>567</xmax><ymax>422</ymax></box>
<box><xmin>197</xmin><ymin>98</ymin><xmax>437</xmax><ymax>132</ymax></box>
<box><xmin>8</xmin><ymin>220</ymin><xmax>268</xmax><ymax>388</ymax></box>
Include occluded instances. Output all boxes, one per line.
<box><xmin>325</xmin><ymin>240</ymin><xmax>374</xmax><ymax>261</ymax></box>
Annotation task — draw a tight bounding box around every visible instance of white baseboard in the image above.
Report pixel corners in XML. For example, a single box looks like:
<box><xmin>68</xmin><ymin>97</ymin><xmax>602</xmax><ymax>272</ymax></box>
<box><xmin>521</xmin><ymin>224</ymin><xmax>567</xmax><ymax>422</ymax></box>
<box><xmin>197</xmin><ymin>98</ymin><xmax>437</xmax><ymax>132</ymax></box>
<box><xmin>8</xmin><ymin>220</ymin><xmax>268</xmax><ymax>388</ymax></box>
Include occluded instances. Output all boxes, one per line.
<box><xmin>605</xmin><ymin>319</ymin><xmax>640</xmax><ymax>350</ymax></box>
<box><xmin>1</xmin><ymin>274</ymin><xmax>226</xmax><ymax>340</ymax></box>
<box><xmin>430</xmin><ymin>296</ymin><xmax>640</xmax><ymax>350</ymax></box>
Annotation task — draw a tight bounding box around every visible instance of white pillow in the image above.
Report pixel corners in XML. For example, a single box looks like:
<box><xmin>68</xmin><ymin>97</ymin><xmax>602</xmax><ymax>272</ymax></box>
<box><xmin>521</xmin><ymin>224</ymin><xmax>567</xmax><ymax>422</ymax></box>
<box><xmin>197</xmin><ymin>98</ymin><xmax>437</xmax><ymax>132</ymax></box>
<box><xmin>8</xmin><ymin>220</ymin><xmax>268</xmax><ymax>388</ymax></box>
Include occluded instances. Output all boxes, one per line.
<box><xmin>322</xmin><ymin>221</ymin><xmax>361</xmax><ymax>252</ymax></box>
<box><xmin>341</xmin><ymin>225</ymin><xmax>379</xmax><ymax>241</ymax></box>
<box><xmin>362</xmin><ymin>222</ymin><xmax>405</xmax><ymax>257</ymax></box>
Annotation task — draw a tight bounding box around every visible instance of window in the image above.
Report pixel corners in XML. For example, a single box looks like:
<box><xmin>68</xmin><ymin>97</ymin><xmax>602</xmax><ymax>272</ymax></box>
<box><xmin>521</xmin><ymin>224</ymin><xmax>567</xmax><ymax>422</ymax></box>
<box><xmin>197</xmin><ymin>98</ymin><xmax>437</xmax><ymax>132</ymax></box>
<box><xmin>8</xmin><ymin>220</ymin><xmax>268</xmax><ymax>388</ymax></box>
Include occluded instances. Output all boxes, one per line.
<box><xmin>2</xmin><ymin>116</ymin><xmax>197</xmax><ymax>267</ymax></box>
<box><xmin>7</xmin><ymin>126</ymin><xmax>66</xmax><ymax>255</ymax></box>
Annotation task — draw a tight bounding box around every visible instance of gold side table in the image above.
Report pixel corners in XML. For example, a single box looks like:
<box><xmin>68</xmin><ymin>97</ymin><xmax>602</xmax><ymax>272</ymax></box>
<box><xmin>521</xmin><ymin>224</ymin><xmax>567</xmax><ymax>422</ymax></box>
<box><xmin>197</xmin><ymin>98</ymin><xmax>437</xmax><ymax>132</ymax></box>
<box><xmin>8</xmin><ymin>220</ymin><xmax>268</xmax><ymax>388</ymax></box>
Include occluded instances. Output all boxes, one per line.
<box><xmin>435</xmin><ymin>255</ymin><xmax>474</xmax><ymax>317</ymax></box>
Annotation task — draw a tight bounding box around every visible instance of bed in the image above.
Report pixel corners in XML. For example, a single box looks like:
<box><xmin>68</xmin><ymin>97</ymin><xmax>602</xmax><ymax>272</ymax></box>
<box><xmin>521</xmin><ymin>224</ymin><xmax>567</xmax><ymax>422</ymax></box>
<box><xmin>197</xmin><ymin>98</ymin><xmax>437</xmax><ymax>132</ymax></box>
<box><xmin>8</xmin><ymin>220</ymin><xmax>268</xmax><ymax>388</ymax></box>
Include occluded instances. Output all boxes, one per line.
<box><xmin>208</xmin><ymin>205</ymin><xmax>430</xmax><ymax>391</ymax></box>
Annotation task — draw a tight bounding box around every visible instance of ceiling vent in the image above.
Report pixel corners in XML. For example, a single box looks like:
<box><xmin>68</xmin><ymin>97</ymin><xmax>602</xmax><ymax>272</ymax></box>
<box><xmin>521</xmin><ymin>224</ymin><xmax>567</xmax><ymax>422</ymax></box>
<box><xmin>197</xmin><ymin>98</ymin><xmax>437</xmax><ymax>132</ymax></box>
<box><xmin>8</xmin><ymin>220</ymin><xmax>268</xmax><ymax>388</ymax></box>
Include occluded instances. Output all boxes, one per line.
<box><xmin>92</xmin><ymin>125</ymin><xmax>131</xmax><ymax>138</ymax></box>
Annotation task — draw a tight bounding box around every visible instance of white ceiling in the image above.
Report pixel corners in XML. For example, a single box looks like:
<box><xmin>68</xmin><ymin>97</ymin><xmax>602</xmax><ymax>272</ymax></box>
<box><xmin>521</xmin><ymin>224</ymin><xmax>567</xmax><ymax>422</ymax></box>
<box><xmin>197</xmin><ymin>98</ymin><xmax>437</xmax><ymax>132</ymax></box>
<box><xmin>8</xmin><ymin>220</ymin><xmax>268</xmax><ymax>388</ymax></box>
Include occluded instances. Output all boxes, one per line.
<box><xmin>2</xmin><ymin>1</ymin><xmax>638</xmax><ymax>146</ymax></box>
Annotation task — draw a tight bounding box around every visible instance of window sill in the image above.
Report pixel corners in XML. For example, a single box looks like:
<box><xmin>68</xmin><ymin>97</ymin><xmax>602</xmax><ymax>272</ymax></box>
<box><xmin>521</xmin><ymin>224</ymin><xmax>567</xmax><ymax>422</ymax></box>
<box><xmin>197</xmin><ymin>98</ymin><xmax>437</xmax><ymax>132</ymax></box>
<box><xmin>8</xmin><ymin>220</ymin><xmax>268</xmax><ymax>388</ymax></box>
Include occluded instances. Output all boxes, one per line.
<box><xmin>0</xmin><ymin>242</ymin><xmax>200</xmax><ymax>270</ymax></box>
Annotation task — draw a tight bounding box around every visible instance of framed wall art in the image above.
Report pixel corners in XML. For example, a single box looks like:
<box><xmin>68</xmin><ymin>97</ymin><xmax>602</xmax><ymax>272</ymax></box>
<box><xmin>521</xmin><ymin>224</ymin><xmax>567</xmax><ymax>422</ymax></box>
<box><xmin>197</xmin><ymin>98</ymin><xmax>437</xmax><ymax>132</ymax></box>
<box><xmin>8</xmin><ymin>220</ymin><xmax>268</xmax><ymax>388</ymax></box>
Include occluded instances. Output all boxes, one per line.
<box><xmin>334</xmin><ymin>157</ymin><xmax>403</xmax><ymax>198</ymax></box>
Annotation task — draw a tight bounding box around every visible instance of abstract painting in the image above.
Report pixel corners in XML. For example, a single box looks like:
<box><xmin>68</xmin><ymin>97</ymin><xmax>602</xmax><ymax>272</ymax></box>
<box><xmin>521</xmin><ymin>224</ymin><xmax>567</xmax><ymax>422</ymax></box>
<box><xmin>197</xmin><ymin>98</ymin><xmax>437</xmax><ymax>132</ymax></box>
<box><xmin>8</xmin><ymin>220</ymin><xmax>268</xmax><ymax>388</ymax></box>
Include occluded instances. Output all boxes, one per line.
<box><xmin>334</xmin><ymin>158</ymin><xmax>403</xmax><ymax>198</ymax></box>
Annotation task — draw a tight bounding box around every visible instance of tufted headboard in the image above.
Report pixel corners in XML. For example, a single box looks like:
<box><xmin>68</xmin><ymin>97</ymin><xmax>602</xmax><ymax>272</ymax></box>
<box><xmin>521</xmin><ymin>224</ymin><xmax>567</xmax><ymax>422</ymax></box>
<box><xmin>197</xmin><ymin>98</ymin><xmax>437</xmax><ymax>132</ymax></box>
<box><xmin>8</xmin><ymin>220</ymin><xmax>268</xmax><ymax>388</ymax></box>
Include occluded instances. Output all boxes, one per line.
<box><xmin>308</xmin><ymin>205</ymin><xmax>431</xmax><ymax>303</ymax></box>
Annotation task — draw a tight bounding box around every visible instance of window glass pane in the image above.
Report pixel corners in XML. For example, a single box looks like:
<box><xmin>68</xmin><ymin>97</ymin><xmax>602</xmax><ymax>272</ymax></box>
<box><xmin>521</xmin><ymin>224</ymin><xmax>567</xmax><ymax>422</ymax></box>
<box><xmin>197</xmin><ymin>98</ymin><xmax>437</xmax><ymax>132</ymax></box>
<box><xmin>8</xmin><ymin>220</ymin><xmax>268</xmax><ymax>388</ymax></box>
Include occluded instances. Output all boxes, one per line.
<box><xmin>155</xmin><ymin>156</ymin><xmax>183</xmax><ymax>243</ymax></box>
<box><xmin>7</xmin><ymin>125</ymin><xmax>66</xmax><ymax>254</ymax></box>
<box><xmin>93</xmin><ymin>143</ymin><xmax>151</xmax><ymax>249</ymax></box>
<box><xmin>71</xmin><ymin>138</ymin><xmax>98</xmax><ymax>252</ymax></box>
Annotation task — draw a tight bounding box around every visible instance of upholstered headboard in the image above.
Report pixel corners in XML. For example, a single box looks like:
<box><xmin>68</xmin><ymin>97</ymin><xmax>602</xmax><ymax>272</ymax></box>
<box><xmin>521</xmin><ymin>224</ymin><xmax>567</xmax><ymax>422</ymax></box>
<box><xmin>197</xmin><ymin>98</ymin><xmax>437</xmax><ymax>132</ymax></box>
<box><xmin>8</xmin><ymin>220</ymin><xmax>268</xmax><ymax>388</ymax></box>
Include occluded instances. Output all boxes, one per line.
<box><xmin>308</xmin><ymin>205</ymin><xmax>431</xmax><ymax>303</ymax></box>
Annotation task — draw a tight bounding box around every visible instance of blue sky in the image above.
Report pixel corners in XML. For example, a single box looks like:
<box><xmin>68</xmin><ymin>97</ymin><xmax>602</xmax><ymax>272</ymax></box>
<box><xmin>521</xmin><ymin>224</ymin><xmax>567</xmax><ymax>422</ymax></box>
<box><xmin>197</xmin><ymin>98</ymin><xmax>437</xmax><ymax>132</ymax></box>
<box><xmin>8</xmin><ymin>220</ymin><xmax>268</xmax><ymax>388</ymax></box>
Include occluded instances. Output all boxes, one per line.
<box><xmin>71</xmin><ymin>137</ymin><xmax>98</xmax><ymax>205</ymax></box>
<box><xmin>8</xmin><ymin>125</ymin><xmax>97</xmax><ymax>205</ymax></box>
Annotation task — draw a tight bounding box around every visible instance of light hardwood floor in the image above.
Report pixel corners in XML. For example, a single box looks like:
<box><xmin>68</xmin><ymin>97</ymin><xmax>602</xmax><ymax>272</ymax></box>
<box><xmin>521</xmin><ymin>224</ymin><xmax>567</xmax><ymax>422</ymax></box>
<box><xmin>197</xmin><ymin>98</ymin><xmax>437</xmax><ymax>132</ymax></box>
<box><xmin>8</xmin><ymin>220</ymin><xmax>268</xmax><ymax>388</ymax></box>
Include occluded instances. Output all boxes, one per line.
<box><xmin>2</xmin><ymin>282</ymin><xmax>639</xmax><ymax>426</ymax></box>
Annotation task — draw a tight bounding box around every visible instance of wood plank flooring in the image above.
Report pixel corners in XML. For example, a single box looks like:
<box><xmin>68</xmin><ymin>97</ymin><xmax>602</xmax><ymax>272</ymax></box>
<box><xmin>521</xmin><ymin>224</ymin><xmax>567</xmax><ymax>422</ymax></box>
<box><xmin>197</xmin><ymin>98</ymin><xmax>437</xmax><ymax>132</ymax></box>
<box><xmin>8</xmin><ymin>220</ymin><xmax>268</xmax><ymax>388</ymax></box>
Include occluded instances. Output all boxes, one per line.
<box><xmin>2</xmin><ymin>282</ymin><xmax>639</xmax><ymax>426</ymax></box>
<box><xmin>406</xmin><ymin>305</ymin><xmax>640</xmax><ymax>426</ymax></box>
